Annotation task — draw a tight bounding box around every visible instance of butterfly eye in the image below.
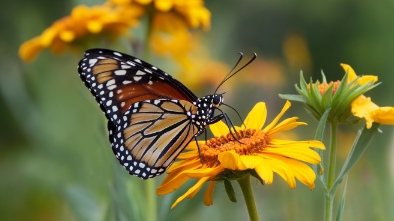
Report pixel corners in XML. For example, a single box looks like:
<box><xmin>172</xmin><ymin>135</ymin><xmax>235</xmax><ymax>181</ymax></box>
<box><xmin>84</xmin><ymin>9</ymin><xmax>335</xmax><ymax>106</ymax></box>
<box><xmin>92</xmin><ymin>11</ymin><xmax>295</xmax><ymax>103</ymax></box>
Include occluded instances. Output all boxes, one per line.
<box><xmin>211</xmin><ymin>95</ymin><xmax>223</xmax><ymax>107</ymax></box>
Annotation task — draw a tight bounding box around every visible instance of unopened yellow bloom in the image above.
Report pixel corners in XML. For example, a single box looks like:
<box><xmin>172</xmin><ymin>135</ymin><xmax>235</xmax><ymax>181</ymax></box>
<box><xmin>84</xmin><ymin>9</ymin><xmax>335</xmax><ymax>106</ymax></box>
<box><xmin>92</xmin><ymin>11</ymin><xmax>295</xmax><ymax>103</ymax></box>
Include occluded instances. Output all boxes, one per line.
<box><xmin>341</xmin><ymin>64</ymin><xmax>394</xmax><ymax>128</ymax></box>
<box><xmin>157</xmin><ymin>101</ymin><xmax>325</xmax><ymax>208</ymax></box>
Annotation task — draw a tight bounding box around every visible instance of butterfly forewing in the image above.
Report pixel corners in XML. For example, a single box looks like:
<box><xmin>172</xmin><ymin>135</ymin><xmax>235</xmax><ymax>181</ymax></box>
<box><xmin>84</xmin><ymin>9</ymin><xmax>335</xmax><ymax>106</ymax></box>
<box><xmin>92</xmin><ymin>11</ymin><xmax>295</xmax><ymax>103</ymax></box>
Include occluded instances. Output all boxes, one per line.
<box><xmin>78</xmin><ymin>49</ymin><xmax>197</xmax><ymax>124</ymax></box>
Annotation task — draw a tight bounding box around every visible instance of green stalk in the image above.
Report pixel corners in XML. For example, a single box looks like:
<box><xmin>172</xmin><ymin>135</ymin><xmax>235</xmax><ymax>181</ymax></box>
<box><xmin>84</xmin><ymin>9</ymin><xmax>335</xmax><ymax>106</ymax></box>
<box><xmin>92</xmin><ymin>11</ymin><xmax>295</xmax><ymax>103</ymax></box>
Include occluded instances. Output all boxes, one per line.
<box><xmin>146</xmin><ymin>178</ymin><xmax>157</xmax><ymax>221</ymax></box>
<box><xmin>324</xmin><ymin>122</ymin><xmax>338</xmax><ymax>221</ymax></box>
<box><xmin>237</xmin><ymin>173</ymin><xmax>259</xmax><ymax>221</ymax></box>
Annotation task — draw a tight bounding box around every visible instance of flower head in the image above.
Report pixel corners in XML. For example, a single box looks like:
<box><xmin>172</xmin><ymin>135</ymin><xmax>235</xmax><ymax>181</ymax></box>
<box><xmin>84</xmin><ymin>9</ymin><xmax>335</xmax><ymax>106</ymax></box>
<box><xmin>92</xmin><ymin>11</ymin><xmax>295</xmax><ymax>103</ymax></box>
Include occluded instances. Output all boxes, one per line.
<box><xmin>280</xmin><ymin>64</ymin><xmax>378</xmax><ymax>124</ymax></box>
<box><xmin>157</xmin><ymin>101</ymin><xmax>325</xmax><ymax>208</ymax></box>
<box><xmin>19</xmin><ymin>3</ymin><xmax>144</xmax><ymax>62</ymax></box>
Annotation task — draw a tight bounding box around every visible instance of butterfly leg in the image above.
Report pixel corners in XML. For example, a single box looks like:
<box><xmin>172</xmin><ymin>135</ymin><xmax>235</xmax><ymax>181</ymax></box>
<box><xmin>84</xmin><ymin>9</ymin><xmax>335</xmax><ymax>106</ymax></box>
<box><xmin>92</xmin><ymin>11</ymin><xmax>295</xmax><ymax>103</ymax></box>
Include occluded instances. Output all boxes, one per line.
<box><xmin>210</xmin><ymin>110</ymin><xmax>243</xmax><ymax>144</ymax></box>
<box><xmin>195</xmin><ymin>136</ymin><xmax>205</xmax><ymax>164</ymax></box>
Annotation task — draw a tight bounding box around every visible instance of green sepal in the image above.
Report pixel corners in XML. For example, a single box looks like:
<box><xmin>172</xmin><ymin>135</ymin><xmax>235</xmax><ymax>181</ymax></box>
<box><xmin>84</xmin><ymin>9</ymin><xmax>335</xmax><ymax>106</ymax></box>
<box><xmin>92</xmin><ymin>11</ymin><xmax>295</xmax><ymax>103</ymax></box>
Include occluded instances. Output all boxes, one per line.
<box><xmin>224</xmin><ymin>179</ymin><xmax>237</xmax><ymax>203</ymax></box>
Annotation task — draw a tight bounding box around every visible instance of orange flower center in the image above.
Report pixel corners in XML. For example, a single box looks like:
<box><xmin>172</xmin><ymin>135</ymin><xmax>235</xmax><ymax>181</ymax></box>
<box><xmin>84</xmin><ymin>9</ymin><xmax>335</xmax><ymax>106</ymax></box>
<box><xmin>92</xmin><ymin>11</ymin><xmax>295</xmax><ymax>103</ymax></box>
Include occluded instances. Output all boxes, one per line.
<box><xmin>308</xmin><ymin>80</ymin><xmax>341</xmax><ymax>95</ymax></box>
<box><xmin>200</xmin><ymin>129</ymin><xmax>270</xmax><ymax>167</ymax></box>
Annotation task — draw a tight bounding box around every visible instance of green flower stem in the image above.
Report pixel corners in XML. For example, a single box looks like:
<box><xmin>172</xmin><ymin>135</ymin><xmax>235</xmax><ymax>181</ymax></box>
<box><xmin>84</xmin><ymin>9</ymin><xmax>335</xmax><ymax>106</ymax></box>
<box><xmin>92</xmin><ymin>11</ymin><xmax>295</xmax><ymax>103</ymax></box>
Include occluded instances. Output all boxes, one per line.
<box><xmin>324</xmin><ymin>193</ymin><xmax>334</xmax><ymax>221</ymax></box>
<box><xmin>324</xmin><ymin>122</ymin><xmax>338</xmax><ymax>221</ymax></box>
<box><xmin>237</xmin><ymin>173</ymin><xmax>259</xmax><ymax>221</ymax></box>
<box><xmin>146</xmin><ymin>178</ymin><xmax>157</xmax><ymax>221</ymax></box>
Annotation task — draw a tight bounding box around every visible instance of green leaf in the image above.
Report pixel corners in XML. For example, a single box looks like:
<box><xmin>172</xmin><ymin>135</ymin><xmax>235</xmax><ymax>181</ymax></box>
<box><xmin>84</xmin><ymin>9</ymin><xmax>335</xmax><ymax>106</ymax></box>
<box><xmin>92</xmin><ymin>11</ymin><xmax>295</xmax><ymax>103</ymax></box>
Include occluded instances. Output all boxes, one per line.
<box><xmin>313</xmin><ymin>108</ymin><xmax>330</xmax><ymax>185</ymax></box>
<box><xmin>224</xmin><ymin>179</ymin><xmax>237</xmax><ymax>203</ymax></box>
<box><xmin>335</xmin><ymin>177</ymin><xmax>348</xmax><ymax>221</ymax></box>
<box><xmin>331</xmin><ymin>123</ymin><xmax>380</xmax><ymax>194</ymax></box>
<box><xmin>64</xmin><ymin>185</ymin><xmax>105</xmax><ymax>221</ymax></box>
<box><xmin>278</xmin><ymin>94</ymin><xmax>307</xmax><ymax>102</ymax></box>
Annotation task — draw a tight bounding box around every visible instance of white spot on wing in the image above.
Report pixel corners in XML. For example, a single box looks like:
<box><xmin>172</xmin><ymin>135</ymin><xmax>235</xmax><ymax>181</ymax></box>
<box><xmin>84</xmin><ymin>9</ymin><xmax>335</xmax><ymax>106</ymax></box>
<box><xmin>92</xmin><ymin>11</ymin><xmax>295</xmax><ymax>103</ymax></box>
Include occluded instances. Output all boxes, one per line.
<box><xmin>106</xmin><ymin>79</ymin><xmax>115</xmax><ymax>86</ymax></box>
<box><xmin>121</xmin><ymin>65</ymin><xmax>131</xmax><ymax>69</ymax></box>
<box><xmin>136</xmin><ymin>70</ymin><xmax>146</xmax><ymax>76</ymax></box>
<box><xmin>89</xmin><ymin>59</ymin><xmax>98</xmax><ymax>66</ymax></box>
<box><xmin>115</xmin><ymin>70</ymin><xmax>127</xmax><ymax>75</ymax></box>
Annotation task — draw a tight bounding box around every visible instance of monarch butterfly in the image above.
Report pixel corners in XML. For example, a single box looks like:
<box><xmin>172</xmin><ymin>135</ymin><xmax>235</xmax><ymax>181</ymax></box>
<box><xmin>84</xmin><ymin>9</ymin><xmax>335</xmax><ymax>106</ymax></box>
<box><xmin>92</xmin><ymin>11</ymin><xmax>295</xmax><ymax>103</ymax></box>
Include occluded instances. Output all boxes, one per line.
<box><xmin>78</xmin><ymin>49</ymin><xmax>256</xmax><ymax>179</ymax></box>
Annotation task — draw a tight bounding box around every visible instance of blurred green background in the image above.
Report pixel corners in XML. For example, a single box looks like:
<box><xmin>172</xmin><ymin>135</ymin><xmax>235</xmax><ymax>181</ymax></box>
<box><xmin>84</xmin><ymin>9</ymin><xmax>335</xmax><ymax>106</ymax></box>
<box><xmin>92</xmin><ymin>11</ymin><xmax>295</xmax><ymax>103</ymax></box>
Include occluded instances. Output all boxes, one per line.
<box><xmin>1</xmin><ymin>0</ymin><xmax>394</xmax><ymax>220</ymax></box>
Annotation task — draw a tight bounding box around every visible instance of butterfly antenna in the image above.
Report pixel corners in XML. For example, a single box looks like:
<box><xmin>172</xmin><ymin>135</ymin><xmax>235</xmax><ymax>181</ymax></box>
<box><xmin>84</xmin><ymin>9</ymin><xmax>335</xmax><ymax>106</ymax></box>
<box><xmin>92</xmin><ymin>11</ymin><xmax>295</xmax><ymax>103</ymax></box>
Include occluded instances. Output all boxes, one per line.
<box><xmin>214</xmin><ymin>52</ymin><xmax>257</xmax><ymax>94</ymax></box>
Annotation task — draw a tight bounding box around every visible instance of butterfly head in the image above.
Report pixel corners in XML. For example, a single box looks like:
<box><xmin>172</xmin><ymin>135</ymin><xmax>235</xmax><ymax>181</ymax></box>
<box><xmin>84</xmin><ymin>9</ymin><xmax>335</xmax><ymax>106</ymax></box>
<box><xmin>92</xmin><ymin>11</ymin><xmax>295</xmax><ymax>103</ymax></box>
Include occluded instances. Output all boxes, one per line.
<box><xmin>211</xmin><ymin>94</ymin><xmax>223</xmax><ymax>108</ymax></box>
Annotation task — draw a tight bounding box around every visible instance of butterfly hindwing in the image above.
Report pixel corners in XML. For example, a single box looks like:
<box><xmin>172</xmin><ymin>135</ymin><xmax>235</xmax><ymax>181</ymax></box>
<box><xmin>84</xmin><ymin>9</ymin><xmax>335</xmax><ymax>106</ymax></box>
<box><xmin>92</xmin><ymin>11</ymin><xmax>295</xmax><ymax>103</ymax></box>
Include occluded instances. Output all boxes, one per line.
<box><xmin>112</xmin><ymin>99</ymin><xmax>199</xmax><ymax>179</ymax></box>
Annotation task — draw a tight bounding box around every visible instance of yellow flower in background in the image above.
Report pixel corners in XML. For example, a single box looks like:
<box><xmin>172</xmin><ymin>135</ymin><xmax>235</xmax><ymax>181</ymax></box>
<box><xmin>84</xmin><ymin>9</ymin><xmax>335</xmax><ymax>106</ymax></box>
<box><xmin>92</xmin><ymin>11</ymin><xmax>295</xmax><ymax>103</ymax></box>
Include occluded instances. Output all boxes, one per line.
<box><xmin>341</xmin><ymin>64</ymin><xmax>394</xmax><ymax>128</ymax></box>
<box><xmin>150</xmin><ymin>12</ymin><xmax>195</xmax><ymax>64</ymax></box>
<box><xmin>19</xmin><ymin>3</ymin><xmax>144</xmax><ymax>62</ymax></box>
<box><xmin>111</xmin><ymin>0</ymin><xmax>211</xmax><ymax>78</ymax></box>
<box><xmin>110</xmin><ymin>0</ymin><xmax>211</xmax><ymax>30</ymax></box>
<box><xmin>157</xmin><ymin>101</ymin><xmax>325</xmax><ymax>208</ymax></box>
<box><xmin>20</xmin><ymin>0</ymin><xmax>211</xmax><ymax>70</ymax></box>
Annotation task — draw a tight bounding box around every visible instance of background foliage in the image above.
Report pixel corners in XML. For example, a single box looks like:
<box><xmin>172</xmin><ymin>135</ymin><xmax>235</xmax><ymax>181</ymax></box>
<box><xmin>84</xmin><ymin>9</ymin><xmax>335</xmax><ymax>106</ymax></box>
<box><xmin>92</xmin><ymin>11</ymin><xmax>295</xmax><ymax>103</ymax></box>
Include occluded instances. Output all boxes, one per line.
<box><xmin>1</xmin><ymin>0</ymin><xmax>394</xmax><ymax>220</ymax></box>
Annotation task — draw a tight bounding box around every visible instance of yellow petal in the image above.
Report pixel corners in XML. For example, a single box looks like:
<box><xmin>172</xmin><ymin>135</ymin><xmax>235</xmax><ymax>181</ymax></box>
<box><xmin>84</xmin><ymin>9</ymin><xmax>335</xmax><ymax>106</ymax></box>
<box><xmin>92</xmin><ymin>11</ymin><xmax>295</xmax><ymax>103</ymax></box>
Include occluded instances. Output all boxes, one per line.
<box><xmin>154</xmin><ymin>0</ymin><xmax>173</xmax><ymax>11</ymax></box>
<box><xmin>239</xmin><ymin>155</ymin><xmax>264</xmax><ymax>169</ymax></box>
<box><xmin>263</xmin><ymin>100</ymin><xmax>291</xmax><ymax>133</ymax></box>
<box><xmin>270</xmin><ymin>139</ymin><xmax>325</xmax><ymax>150</ymax></box>
<box><xmin>260</xmin><ymin>155</ymin><xmax>296</xmax><ymax>188</ymax></box>
<box><xmin>167</xmin><ymin>158</ymin><xmax>200</xmax><ymax>173</ymax></box>
<box><xmin>203</xmin><ymin>181</ymin><xmax>216</xmax><ymax>206</ymax></box>
<box><xmin>372</xmin><ymin>106</ymin><xmax>394</xmax><ymax>125</ymax></box>
<box><xmin>40</xmin><ymin>27</ymin><xmax>58</xmax><ymax>47</ymax></box>
<box><xmin>157</xmin><ymin>173</ymin><xmax>190</xmax><ymax>195</ymax></box>
<box><xmin>59</xmin><ymin>30</ymin><xmax>75</xmax><ymax>42</ymax></box>
<box><xmin>170</xmin><ymin>176</ymin><xmax>210</xmax><ymax>209</ymax></box>
<box><xmin>185</xmin><ymin>141</ymin><xmax>201</xmax><ymax>151</ymax></box>
<box><xmin>209</xmin><ymin>120</ymin><xmax>229</xmax><ymax>137</ymax></box>
<box><xmin>267</xmin><ymin>117</ymin><xmax>306</xmax><ymax>135</ymax></box>
<box><xmin>351</xmin><ymin>95</ymin><xmax>378</xmax><ymax>128</ymax></box>
<box><xmin>242</xmin><ymin>102</ymin><xmax>267</xmax><ymax>130</ymax></box>
<box><xmin>254</xmin><ymin>164</ymin><xmax>273</xmax><ymax>184</ymax></box>
<box><xmin>18</xmin><ymin>37</ymin><xmax>43</xmax><ymax>62</ymax></box>
<box><xmin>359</xmin><ymin>75</ymin><xmax>378</xmax><ymax>85</ymax></box>
<box><xmin>135</xmin><ymin>0</ymin><xmax>152</xmax><ymax>5</ymax></box>
<box><xmin>341</xmin><ymin>63</ymin><xmax>357</xmax><ymax>83</ymax></box>
<box><xmin>262</xmin><ymin>145</ymin><xmax>322</xmax><ymax>164</ymax></box>
<box><xmin>182</xmin><ymin>166</ymin><xmax>223</xmax><ymax>178</ymax></box>
<box><xmin>279</xmin><ymin>157</ymin><xmax>316</xmax><ymax>190</ymax></box>
<box><xmin>341</xmin><ymin>63</ymin><xmax>377</xmax><ymax>85</ymax></box>
<box><xmin>87</xmin><ymin>20</ymin><xmax>103</xmax><ymax>33</ymax></box>
<box><xmin>218</xmin><ymin>150</ymin><xmax>247</xmax><ymax>170</ymax></box>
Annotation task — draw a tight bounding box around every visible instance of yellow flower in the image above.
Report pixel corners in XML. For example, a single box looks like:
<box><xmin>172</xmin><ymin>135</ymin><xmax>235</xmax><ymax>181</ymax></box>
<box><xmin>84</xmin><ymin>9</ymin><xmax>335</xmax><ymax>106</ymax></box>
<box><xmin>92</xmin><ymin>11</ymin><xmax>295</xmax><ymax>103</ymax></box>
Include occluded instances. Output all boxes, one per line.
<box><xmin>157</xmin><ymin>101</ymin><xmax>325</xmax><ymax>208</ymax></box>
<box><xmin>111</xmin><ymin>0</ymin><xmax>210</xmax><ymax>72</ymax></box>
<box><xmin>19</xmin><ymin>3</ymin><xmax>144</xmax><ymax>62</ymax></box>
<box><xmin>341</xmin><ymin>64</ymin><xmax>394</xmax><ymax>128</ymax></box>
<box><xmin>149</xmin><ymin>12</ymin><xmax>195</xmax><ymax>63</ymax></box>
<box><xmin>110</xmin><ymin>0</ymin><xmax>211</xmax><ymax>30</ymax></box>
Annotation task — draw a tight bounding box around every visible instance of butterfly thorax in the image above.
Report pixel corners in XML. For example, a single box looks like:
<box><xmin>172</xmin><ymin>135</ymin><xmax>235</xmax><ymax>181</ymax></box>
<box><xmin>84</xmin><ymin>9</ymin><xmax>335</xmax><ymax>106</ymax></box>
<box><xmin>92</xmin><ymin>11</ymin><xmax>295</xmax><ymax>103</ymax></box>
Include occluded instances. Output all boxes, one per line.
<box><xmin>192</xmin><ymin>94</ymin><xmax>223</xmax><ymax>133</ymax></box>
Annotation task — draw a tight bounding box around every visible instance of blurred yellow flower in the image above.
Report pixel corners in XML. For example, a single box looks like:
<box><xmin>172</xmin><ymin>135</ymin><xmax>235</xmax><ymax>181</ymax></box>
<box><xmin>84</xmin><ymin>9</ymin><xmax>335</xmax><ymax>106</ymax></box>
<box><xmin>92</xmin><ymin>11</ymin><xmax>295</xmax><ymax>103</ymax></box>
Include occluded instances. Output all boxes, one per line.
<box><xmin>19</xmin><ymin>3</ymin><xmax>144</xmax><ymax>62</ymax></box>
<box><xmin>341</xmin><ymin>64</ymin><xmax>394</xmax><ymax>128</ymax></box>
<box><xmin>157</xmin><ymin>101</ymin><xmax>325</xmax><ymax>208</ymax></box>
<box><xmin>110</xmin><ymin>0</ymin><xmax>211</xmax><ymax>30</ymax></box>
<box><xmin>111</xmin><ymin>0</ymin><xmax>211</xmax><ymax>76</ymax></box>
